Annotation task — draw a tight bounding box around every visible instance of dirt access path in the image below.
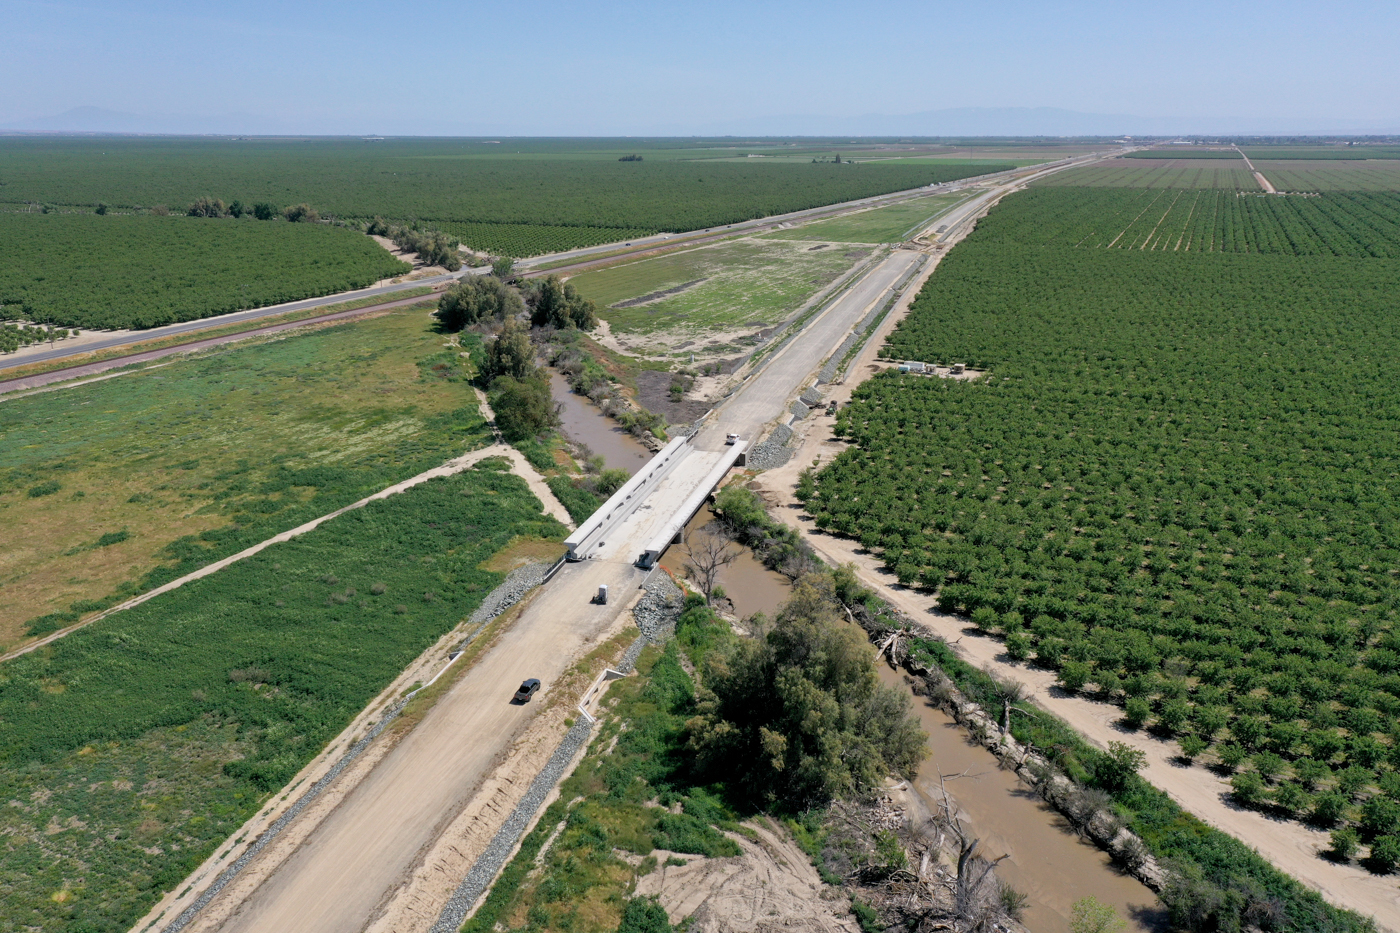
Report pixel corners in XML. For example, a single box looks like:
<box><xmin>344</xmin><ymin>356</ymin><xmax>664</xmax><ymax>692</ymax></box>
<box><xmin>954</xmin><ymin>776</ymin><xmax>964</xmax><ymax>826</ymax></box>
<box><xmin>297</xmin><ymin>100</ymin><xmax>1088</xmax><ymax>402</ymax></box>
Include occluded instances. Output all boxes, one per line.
<box><xmin>1235</xmin><ymin>146</ymin><xmax>1279</xmax><ymax>193</ymax></box>
<box><xmin>1</xmin><ymin>395</ymin><xmax>572</xmax><ymax>665</ymax></box>
<box><xmin>752</xmin><ymin>312</ymin><xmax>1400</xmax><ymax>929</ymax></box>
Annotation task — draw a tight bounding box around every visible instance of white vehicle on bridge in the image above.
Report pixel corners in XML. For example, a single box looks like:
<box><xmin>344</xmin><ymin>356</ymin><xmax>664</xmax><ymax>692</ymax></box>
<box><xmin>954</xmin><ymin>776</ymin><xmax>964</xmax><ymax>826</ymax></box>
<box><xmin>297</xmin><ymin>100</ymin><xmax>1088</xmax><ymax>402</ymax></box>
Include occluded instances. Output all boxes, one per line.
<box><xmin>725</xmin><ymin>432</ymin><xmax>740</xmax><ymax>445</ymax></box>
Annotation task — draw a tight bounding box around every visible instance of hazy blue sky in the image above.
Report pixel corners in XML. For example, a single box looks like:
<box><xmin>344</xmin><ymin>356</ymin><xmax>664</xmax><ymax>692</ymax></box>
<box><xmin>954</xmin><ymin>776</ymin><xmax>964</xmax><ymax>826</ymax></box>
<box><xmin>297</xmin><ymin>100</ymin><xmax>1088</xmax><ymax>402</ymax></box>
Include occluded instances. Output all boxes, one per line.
<box><xmin>4</xmin><ymin>0</ymin><xmax>1397</xmax><ymax>134</ymax></box>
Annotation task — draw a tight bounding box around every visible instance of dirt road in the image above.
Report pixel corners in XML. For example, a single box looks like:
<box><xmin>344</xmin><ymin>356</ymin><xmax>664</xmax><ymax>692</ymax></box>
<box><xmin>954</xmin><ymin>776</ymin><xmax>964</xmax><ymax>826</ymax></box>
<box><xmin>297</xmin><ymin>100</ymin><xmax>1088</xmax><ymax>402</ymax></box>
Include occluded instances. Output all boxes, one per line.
<box><xmin>206</xmin><ymin>559</ymin><xmax>641</xmax><ymax>933</ymax></box>
<box><xmin>1235</xmin><ymin>146</ymin><xmax>1279</xmax><ymax>194</ymax></box>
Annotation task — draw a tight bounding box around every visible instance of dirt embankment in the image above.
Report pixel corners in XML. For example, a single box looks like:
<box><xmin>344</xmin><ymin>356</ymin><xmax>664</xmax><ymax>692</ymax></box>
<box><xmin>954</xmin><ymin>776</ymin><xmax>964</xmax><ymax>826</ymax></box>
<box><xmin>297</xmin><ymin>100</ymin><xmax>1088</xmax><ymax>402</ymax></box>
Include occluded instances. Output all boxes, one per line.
<box><xmin>634</xmin><ymin>819</ymin><xmax>861</xmax><ymax>932</ymax></box>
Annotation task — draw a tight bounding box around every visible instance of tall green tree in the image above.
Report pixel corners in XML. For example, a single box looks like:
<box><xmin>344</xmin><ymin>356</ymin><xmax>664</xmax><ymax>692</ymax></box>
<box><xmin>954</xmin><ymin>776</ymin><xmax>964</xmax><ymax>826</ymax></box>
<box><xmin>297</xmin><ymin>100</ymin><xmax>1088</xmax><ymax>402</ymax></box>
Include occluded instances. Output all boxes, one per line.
<box><xmin>489</xmin><ymin>374</ymin><xmax>557</xmax><ymax>442</ymax></box>
<box><xmin>686</xmin><ymin>575</ymin><xmax>926</xmax><ymax>806</ymax></box>
<box><xmin>437</xmin><ymin>276</ymin><xmax>524</xmax><ymax>331</ymax></box>
<box><xmin>482</xmin><ymin>319</ymin><xmax>536</xmax><ymax>382</ymax></box>
<box><xmin>532</xmin><ymin>274</ymin><xmax>598</xmax><ymax>330</ymax></box>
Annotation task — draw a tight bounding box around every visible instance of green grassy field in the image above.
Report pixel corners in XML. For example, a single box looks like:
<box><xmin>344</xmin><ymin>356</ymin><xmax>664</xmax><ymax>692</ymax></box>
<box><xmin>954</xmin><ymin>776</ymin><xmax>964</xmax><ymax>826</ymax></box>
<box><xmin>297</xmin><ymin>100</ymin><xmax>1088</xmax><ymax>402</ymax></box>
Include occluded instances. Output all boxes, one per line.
<box><xmin>761</xmin><ymin>191</ymin><xmax>974</xmax><ymax>243</ymax></box>
<box><xmin>0</xmin><ymin>463</ymin><xmax>564</xmax><ymax>933</ymax></box>
<box><xmin>0</xmin><ymin>305</ymin><xmax>488</xmax><ymax>648</ymax></box>
<box><xmin>0</xmin><ymin>213</ymin><xmax>410</xmax><ymax>330</ymax></box>
<box><xmin>1036</xmin><ymin>159</ymin><xmax>1257</xmax><ymax>189</ymax></box>
<box><xmin>436</xmin><ymin>221</ymin><xmax>653</xmax><ymax>258</ymax></box>
<box><xmin>567</xmin><ymin>238</ymin><xmax>868</xmax><ymax>359</ymax></box>
<box><xmin>1256</xmin><ymin>161</ymin><xmax>1400</xmax><ymax>192</ymax></box>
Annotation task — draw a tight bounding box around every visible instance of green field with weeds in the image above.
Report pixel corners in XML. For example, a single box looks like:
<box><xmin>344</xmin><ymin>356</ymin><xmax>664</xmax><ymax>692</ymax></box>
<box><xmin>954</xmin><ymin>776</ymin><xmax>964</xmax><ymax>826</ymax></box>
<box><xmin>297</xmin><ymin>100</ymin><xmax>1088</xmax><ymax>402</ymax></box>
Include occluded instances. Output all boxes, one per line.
<box><xmin>0</xmin><ymin>462</ymin><xmax>565</xmax><ymax>933</ymax></box>
<box><xmin>1256</xmin><ymin>161</ymin><xmax>1400</xmax><ymax>192</ymax></box>
<box><xmin>568</xmin><ymin>238</ymin><xmax>869</xmax><ymax>360</ymax></box>
<box><xmin>761</xmin><ymin>192</ymin><xmax>973</xmax><ymax>243</ymax></box>
<box><xmin>0</xmin><ymin>305</ymin><xmax>489</xmax><ymax>648</ymax></box>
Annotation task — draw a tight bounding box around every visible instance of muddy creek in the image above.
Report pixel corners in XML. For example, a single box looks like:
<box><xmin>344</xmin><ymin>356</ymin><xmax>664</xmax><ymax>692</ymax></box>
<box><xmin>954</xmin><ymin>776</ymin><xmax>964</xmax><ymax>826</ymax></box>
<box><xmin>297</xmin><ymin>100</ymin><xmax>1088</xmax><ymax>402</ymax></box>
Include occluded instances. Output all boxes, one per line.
<box><xmin>674</xmin><ymin>525</ymin><xmax>1164</xmax><ymax>932</ymax></box>
<box><xmin>662</xmin><ymin>505</ymin><xmax>792</xmax><ymax>620</ymax></box>
<box><xmin>876</xmin><ymin>663</ymin><xmax>1164</xmax><ymax>933</ymax></box>
<box><xmin>548</xmin><ymin>369</ymin><xmax>652</xmax><ymax>474</ymax></box>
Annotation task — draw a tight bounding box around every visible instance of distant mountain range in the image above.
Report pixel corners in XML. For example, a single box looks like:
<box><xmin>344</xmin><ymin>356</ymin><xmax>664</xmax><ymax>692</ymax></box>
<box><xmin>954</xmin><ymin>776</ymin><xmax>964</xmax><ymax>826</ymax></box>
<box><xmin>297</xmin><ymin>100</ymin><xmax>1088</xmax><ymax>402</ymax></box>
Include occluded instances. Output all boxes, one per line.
<box><xmin>701</xmin><ymin>107</ymin><xmax>1400</xmax><ymax>138</ymax></box>
<box><xmin>3</xmin><ymin>105</ymin><xmax>1397</xmax><ymax>138</ymax></box>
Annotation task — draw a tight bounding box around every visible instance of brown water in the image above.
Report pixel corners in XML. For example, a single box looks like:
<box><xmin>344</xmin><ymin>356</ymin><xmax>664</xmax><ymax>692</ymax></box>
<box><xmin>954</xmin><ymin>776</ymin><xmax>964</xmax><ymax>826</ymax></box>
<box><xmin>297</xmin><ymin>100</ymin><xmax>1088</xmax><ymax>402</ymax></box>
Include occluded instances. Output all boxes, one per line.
<box><xmin>661</xmin><ymin>506</ymin><xmax>792</xmax><ymax>620</ymax></box>
<box><xmin>548</xmin><ymin>368</ymin><xmax>652</xmax><ymax>475</ymax></box>
<box><xmin>875</xmin><ymin>664</ymin><xmax>1165</xmax><ymax>933</ymax></box>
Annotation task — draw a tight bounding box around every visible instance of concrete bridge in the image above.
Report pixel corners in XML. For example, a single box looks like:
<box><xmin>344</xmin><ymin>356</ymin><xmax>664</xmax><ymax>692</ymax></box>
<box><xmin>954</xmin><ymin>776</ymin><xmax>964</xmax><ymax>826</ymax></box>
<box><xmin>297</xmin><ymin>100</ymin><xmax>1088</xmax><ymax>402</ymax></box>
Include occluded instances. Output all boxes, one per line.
<box><xmin>563</xmin><ymin>434</ymin><xmax>749</xmax><ymax>567</ymax></box>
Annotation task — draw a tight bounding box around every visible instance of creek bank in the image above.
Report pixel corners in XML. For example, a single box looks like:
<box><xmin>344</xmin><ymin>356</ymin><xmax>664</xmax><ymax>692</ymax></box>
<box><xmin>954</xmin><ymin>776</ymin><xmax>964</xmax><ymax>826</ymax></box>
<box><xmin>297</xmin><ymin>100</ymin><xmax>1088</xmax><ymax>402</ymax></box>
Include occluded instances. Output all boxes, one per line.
<box><xmin>876</xmin><ymin>663</ymin><xmax>1165</xmax><ymax>933</ymax></box>
<box><xmin>546</xmin><ymin>368</ymin><xmax>653</xmax><ymax>473</ymax></box>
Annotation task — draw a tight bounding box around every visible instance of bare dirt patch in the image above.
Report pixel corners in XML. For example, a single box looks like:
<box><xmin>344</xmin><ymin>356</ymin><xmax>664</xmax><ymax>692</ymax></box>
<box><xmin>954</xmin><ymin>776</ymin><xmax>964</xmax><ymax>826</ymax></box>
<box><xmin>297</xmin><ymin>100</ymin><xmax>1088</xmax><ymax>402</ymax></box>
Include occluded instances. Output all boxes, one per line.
<box><xmin>634</xmin><ymin>819</ymin><xmax>861</xmax><ymax>933</ymax></box>
<box><xmin>636</xmin><ymin>369</ymin><xmax>713</xmax><ymax>425</ymax></box>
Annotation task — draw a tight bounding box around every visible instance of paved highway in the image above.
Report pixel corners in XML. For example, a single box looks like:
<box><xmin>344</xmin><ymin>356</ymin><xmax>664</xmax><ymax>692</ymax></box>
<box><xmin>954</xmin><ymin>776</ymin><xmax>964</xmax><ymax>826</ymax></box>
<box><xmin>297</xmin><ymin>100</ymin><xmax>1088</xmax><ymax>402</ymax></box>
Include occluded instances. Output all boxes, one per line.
<box><xmin>0</xmin><ymin>273</ymin><xmax>461</xmax><ymax>373</ymax></box>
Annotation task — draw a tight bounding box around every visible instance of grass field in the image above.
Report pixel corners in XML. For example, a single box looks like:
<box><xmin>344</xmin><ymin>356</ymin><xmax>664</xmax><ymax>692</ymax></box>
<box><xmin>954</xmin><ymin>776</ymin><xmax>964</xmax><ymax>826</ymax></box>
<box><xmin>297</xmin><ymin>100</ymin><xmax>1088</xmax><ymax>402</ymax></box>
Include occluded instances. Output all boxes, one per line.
<box><xmin>0</xmin><ymin>463</ymin><xmax>564</xmax><ymax>933</ymax></box>
<box><xmin>0</xmin><ymin>305</ymin><xmax>489</xmax><ymax>648</ymax></box>
<box><xmin>0</xmin><ymin>213</ymin><xmax>410</xmax><ymax>330</ymax></box>
<box><xmin>760</xmin><ymin>191</ymin><xmax>974</xmax><ymax>243</ymax></box>
<box><xmin>1036</xmin><ymin>159</ymin><xmax>1257</xmax><ymax>189</ymax></box>
<box><xmin>1256</xmin><ymin>160</ymin><xmax>1400</xmax><ymax>192</ymax></box>
<box><xmin>567</xmin><ymin>238</ymin><xmax>868</xmax><ymax>359</ymax></box>
<box><xmin>436</xmin><ymin>221</ymin><xmax>653</xmax><ymax>258</ymax></box>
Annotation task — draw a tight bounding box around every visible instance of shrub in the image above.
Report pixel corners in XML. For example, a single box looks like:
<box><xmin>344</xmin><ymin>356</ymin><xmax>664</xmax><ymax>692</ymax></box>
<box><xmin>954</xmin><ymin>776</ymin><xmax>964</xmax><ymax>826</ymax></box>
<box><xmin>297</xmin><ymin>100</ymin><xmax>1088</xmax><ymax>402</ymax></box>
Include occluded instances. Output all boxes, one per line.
<box><xmin>1367</xmin><ymin>835</ymin><xmax>1400</xmax><ymax>873</ymax></box>
<box><xmin>617</xmin><ymin>896</ymin><xmax>673</xmax><ymax>933</ymax></box>
<box><xmin>1094</xmin><ymin>741</ymin><xmax>1145</xmax><ymax>793</ymax></box>
<box><xmin>1058</xmin><ymin>659</ymin><xmax>1091</xmax><ymax>692</ymax></box>
<box><xmin>1311</xmin><ymin>793</ymin><xmax>1349</xmax><ymax>825</ymax></box>
<box><xmin>1359</xmin><ymin>796</ymin><xmax>1400</xmax><ymax>840</ymax></box>
<box><xmin>1328</xmin><ymin>827</ymin><xmax>1359</xmax><ymax>861</ymax></box>
<box><xmin>1216</xmin><ymin>744</ymin><xmax>1246</xmax><ymax>771</ymax></box>
<box><xmin>1005</xmin><ymin>631</ymin><xmax>1032</xmax><ymax>661</ymax></box>
<box><xmin>1231</xmin><ymin>771</ymin><xmax>1266</xmax><ymax>806</ymax></box>
<box><xmin>1177</xmin><ymin>734</ymin><xmax>1208</xmax><ymax>761</ymax></box>
<box><xmin>1123</xmin><ymin>697</ymin><xmax>1151</xmax><ymax>729</ymax></box>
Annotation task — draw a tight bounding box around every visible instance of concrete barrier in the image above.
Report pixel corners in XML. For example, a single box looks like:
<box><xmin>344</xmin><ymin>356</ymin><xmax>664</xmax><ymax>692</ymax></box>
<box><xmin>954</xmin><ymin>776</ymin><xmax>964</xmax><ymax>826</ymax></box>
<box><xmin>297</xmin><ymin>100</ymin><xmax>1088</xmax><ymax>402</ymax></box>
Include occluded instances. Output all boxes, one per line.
<box><xmin>563</xmin><ymin>433</ymin><xmax>693</xmax><ymax>560</ymax></box>
<box><xmin>637</xmin><ymin>440</ymin><xmax>749</xmax><ymax>568</ymax></box>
